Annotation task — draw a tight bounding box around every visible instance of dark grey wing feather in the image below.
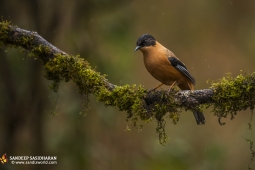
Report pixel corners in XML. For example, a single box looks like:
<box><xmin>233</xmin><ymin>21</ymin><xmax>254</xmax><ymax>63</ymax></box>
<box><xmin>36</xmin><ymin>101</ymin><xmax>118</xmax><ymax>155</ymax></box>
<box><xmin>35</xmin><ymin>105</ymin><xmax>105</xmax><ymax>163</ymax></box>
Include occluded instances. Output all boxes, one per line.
<box><xmin>168</xmin><ymin>57</ymin><xmax>196</xmax><ymax>85</ymax></box>
<box><xmin>175</xmin><ymin>65</ymin><xmax>196</xmax><ymax>85</ymax></box>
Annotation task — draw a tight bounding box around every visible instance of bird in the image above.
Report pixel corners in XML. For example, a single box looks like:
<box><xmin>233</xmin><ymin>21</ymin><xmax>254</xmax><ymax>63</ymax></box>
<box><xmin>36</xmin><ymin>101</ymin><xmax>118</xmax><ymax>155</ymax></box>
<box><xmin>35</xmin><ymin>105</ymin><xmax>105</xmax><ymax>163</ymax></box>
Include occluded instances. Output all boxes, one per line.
<box><xmin>134</xmin><ymin>34</ymin><xmax>205</xmax><ymax>125</ymax></box>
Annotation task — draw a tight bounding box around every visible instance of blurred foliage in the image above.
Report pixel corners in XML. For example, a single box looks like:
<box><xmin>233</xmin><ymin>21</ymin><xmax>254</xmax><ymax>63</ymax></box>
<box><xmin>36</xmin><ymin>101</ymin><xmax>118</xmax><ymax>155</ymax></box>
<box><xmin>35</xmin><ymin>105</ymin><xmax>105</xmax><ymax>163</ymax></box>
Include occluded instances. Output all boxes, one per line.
<box><xmin>0</xmin><ymin>0</ymin><xmax>255</xmax><ymax>170</ymax></box>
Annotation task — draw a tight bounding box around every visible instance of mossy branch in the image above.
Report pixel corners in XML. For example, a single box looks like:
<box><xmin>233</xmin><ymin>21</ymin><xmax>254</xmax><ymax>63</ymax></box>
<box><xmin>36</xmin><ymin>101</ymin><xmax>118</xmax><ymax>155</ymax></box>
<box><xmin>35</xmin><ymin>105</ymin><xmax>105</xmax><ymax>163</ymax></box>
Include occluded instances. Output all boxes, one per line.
<box><xmin>1</xmin><ymin>21</ymin><xmax>255</xmax><ymax>145</ymax></box>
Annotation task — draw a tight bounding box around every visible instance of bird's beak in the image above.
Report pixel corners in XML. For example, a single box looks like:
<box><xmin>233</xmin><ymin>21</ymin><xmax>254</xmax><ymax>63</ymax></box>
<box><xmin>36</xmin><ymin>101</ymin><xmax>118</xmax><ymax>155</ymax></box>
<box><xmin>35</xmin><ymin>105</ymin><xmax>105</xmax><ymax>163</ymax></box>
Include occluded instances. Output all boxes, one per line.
<box><xmin>134</xmin><ymin>46</ymin><xmax>141</xmax><ymax>52</ymax></box>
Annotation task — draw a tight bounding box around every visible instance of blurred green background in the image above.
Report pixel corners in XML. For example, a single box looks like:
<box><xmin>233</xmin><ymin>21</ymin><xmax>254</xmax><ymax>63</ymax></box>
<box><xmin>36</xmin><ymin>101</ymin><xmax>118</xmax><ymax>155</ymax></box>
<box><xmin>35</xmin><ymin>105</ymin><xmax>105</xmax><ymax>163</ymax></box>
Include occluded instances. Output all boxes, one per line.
<box><xmin>0</xmin><ymin>0</ymin><xmax>255</xmax><ymax>169</ymax></box>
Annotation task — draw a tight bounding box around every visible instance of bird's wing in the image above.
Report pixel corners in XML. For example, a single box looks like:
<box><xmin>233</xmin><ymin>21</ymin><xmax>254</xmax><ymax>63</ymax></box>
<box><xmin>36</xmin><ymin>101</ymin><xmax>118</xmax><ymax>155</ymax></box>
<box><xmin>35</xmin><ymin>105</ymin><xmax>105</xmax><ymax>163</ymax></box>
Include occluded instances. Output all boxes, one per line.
<box><xmin>168</xmin><ymin>57</ymin><xmax>196</xmax><ymax>85</ymax></box>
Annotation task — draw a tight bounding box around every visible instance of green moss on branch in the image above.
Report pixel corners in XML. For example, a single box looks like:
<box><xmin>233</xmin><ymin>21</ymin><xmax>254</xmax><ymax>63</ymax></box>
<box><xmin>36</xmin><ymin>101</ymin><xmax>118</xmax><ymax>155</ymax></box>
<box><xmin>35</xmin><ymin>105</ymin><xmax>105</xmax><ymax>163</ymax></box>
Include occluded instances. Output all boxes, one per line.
<box><xmin>210</xmin><ymin>72</ymin><xmax>255</xmax><ymax>124</ymax></box>
<box><xmin>2</xmin><ymin>21</ymin><xmax>255</xmax><ymax>145</ymax></box>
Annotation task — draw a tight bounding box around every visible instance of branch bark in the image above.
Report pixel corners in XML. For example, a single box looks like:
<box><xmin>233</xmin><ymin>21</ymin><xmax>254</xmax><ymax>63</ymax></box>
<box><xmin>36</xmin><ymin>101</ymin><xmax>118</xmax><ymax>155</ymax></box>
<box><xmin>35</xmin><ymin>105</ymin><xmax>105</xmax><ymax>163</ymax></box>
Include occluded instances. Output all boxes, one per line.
<box><xmin>0</xmin><ymin>21</ymin><xmax>214</xmax><ymax>105</ymax></box>
<box><xmin>1</xmin><ymin>21</ymin><xmax>255</xmax><ymax>144</ymax></box>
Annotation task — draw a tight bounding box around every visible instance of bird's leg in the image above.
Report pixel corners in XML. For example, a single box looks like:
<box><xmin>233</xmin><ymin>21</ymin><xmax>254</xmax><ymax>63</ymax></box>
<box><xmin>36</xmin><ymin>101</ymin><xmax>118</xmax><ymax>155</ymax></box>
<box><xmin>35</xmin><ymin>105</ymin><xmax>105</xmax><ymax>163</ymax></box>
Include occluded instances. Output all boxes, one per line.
<box><xmin>167</xmin><ymin>81</ymin><xmax>177</xmax><ymax>94</ymax></box>
<box><xmin>148</xmin><ymin>83</ymin><xmax>164</xmax><ymax>93</ymax></box>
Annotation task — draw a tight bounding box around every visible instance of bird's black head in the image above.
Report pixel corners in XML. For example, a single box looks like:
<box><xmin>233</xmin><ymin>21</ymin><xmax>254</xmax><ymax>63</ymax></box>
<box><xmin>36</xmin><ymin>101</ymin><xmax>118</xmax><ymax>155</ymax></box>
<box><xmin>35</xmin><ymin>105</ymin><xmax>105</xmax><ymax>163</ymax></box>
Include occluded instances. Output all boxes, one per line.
<box><xmin>135</xmin><ymin>34</ymin><xmax>156</xmax><ymax>51</ymax></box>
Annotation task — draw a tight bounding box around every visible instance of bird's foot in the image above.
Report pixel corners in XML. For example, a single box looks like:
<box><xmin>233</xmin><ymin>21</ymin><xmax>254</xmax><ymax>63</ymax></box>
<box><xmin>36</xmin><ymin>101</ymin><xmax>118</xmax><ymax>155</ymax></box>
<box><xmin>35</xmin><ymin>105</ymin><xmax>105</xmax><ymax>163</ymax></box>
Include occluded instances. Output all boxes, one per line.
<box><xmin>166</xmin><ymin>87</ymin><xmax>173</xmax><ymax>95</ymax></box>
<box><xmin>148</xmin><ymin>88</ymin><xmax>156</xmax><ymax>94</ymax></box>
<box><xmin>166</xmin><ymin>81</ymin><xmax>176</xmax><ymax>95</ymax></box>
<box><xmin>148</xmin><ymin>83</ymin><xmax>164</xmax><ymax>94</ymax></box>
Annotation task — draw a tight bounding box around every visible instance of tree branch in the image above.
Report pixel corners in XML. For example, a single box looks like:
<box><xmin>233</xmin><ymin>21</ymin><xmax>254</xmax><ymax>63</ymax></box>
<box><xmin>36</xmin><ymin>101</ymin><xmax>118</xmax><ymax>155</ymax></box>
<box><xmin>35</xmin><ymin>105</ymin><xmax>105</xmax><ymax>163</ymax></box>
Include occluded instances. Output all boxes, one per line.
<box><xmin>1</xmin><ymin>21</ymin><xmax>255</xmax><ymax>144</ymax></box>
<box><xmin>0</xmin><ymin>21</ymin><xmax>213</xmax><ymax>103</ymax></box>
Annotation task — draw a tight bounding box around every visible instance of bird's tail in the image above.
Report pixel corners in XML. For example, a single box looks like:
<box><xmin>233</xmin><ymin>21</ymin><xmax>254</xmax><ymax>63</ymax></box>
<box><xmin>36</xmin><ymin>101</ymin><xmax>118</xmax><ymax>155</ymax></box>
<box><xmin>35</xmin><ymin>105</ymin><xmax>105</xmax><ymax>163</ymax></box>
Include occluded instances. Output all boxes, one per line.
<box><xmin>193</xmin><ymin>110</ymin><xmax>206</xmax><ymax>125</ymax></box>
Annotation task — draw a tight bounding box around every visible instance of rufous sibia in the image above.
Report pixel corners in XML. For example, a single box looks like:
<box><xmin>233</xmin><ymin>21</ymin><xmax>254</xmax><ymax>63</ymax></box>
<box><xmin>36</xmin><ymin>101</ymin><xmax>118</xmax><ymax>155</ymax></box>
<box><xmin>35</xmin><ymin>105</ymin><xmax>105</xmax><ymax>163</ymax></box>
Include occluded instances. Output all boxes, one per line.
<box><xmin>135</xmin><ymin>34</ymin><xmax>205</xmax><ymax>125</ymax></box>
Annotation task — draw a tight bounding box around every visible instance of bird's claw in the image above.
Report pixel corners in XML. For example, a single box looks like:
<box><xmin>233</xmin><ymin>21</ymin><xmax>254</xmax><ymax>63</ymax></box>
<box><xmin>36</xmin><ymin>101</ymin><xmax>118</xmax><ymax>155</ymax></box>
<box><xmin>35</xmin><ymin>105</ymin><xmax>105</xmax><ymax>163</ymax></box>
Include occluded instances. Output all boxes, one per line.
<box><xmin>148</xmin><ymin>88</ymin><xmax>156</xmax><ymax>94</ymax></box>
<box><xmin>166</xmin><ymin>88</ymin><xmax>172</xmax><ymax>95</ymax></box>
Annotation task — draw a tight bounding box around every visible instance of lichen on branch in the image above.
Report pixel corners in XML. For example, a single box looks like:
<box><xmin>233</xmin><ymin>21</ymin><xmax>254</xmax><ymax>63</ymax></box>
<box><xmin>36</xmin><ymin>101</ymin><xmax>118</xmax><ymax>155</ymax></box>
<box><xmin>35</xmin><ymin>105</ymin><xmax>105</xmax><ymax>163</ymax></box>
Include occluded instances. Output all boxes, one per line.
<box><xmin>1</xmin><ymin>20</ymin><xmax>255</xmax><ymax>145</ymax></box>
<box><xmin>210</xmin><ymin>72</ymin><xmax>255</xmax><ymax>125</ymax></box>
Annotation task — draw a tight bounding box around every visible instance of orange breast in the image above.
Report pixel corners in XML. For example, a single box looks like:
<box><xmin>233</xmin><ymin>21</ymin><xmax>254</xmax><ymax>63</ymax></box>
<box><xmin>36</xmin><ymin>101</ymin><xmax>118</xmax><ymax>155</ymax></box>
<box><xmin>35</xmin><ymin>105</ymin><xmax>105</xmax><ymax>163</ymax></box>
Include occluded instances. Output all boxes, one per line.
<box><xmin>141</xmin><ymin>42</ymin><xmax>194</xmax><ymax>90</ymax></box>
